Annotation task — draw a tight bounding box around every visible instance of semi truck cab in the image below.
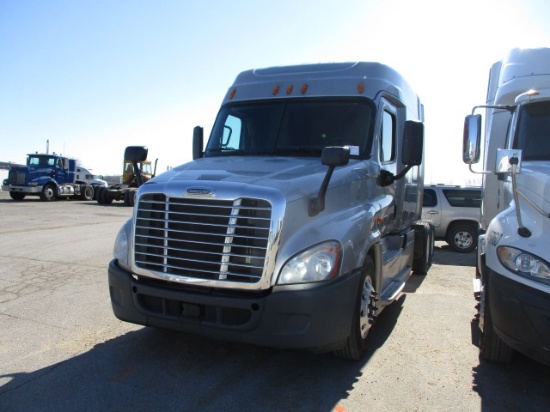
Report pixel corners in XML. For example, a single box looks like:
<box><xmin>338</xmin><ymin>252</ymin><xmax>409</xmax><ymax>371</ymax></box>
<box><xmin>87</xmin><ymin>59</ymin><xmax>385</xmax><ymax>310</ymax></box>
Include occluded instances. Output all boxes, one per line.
<box><xmin>464</xmin><ymin>48</ymin><xmax>550</xmax><ymax>365</ymax></box>
<box><xmin>108</xmin><ymin>62</ymin><xmax>433</xmax><ymax>360</ymax></box>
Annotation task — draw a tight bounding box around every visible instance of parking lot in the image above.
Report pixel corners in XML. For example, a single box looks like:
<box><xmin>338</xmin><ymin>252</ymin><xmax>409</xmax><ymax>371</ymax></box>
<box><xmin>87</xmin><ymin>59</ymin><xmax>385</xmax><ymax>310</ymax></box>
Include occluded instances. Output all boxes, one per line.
<box><xmin>1</xmin><ymin>190</ymin><xmax>549</xmax><ymax>412</ymax></box>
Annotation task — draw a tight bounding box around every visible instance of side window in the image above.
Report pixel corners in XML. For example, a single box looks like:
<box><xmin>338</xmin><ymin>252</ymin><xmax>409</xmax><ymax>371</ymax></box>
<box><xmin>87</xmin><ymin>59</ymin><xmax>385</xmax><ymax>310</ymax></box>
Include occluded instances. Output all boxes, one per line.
<box><xmin>443</xmin><ymin>189</ymin><xmax>481</xmax><ymax>208</ymax></box>
<box><xmin>423</xmin><ymin>189</ymin><xmax>437</xmax><ymax>207</ymax></box>
<box><xmin>380</xmin><ymin>110</ymin><xmax>395</xmax><ymax>163</ymax></box>
<box><xmin>222</xmin><ymin>115</ymin><xmax>242</xmax><ymax>150</ymax></box>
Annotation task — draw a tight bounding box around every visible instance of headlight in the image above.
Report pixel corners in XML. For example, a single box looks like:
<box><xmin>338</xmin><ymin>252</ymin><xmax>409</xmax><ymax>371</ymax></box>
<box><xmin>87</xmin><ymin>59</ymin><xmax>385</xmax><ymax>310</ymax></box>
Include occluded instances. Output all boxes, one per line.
<box><xmin>277</xmin><ymin>241</ymin><xmax>342</xmax><ymax>285</ymax></box>
<box><xmin>113</xmin><ymin>219</ymin><xmax>132</xmax><ymax>272</ymax></box>
<box><xmin>497</xmin><ymin>246</ymin><xmax>550</xmax><ymax>285</ymax></box>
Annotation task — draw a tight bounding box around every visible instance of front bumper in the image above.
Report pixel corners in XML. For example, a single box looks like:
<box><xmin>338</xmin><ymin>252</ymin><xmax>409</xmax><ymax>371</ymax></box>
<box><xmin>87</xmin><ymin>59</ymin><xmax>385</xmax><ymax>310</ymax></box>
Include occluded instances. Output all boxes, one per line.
<box><xmin>489</xmin><ymin>269</ymin><xmax>550</xmax><ymax>365</ymax></box>
<box><xmin>3</xmin><ymin>185</ymin><xmax>41</xmax><ymax>194</ymax></box>
<box><xmin>108</xmin><ymin>259</ymin><xmax>361</xmax><ymax>351</ymax></box>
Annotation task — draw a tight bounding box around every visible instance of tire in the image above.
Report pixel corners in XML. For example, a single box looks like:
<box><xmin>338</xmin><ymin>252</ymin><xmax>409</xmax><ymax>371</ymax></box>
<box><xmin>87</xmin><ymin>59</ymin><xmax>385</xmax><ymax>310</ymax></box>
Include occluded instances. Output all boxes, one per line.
<box><xmin>80</xmin><ymin>184</ymin><xmax>94</xmax><ymax>201</ymax></box>
<box><xmin>478</xmin><ymin>280</ymin><xmax>514</xmax><ymax>363</ymax></box>
<box><xmin>99</xmin><ymin>187</ymin><xmax>113</xmax><ymax>204</ymax></box>
<box><xmin>103</xmin><ymin>190</ymin><xmax>113</xmax><ymax>204</ymax></box>
<box><xmin>96</xmin><ymin>187</ymin><xmax>104</xmax><ymax>204</ymax></box>
<box><xmin>427</xmin><ymin>225</ymin><xmax>435</xmax><ymax>264</ymax></box>
<box><xmin>128</xmin><ymin>189</ymin><xmax>136</xmax><ymax>207</ymax></box>
<box><xmin>123</xmin><ymin>190</ymin><xmax>131</xmax><ymax>206</ymax></box>
<box><xmin>9</xmin><ymin>192</ymin><xmax>25</xmax><ymax>200</ymax></box>
<box><xmin>40</xmin><ymin>183</ymin><xmax>57</xmax><ymax>201</ymax></box>
<box><xmin>447</xmin><ymin>223</ymin><xmax>477</xmax><ymax>253</ymax></box>
<box><xmin>413</xmin><ymin>222</ymin><xmax>433</xmax><ymax>275</ymax></box>
<box><xmin>334</xmin><ymin>256</ymin><xmax>377</xmax><ymax>360</ymax></box>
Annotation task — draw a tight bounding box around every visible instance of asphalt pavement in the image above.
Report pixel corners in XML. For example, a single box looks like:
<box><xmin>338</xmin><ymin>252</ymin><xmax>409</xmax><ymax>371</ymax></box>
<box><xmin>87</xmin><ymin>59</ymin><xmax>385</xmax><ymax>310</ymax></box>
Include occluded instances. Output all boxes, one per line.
<box><xmin>0</xmin><ymin>191</ymin><xmax>549</xmax><ymax>412</ymax></box>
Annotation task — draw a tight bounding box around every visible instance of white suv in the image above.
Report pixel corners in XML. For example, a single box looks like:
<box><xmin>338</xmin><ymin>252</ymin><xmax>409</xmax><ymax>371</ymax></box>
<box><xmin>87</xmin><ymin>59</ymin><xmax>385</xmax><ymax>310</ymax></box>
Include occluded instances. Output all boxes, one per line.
<box><xmin>421</xmin><ymin>185</ymin><xmax>481</xmax><ymax>253</ymax></box>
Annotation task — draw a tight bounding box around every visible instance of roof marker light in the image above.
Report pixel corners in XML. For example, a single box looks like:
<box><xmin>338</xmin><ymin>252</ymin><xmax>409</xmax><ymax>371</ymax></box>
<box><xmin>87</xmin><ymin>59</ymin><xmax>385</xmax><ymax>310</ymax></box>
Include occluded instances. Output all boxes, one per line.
<box><xmin>301</xmin><ymin>84</ymin><xmax>308</xmax><ymax>94</ymax></box>
<box><xmin>273</xmin><ymin>85</ymin><xmax>280</xmax><ymax>95</ymax></box>
<box><xmin>527</xmin><ymin>89</ymin><xmax>540</xmax><ymax>96</ymax></box>
<box><xmin>229</xmin><ymin>89</ymin><xmax>236</xmax><ymax>99</ymax></box>
<box><xmin>287</xmin><ymin>85</ymin><xmax>293</xmax><ymax>95</ymax></box>
<box><xmin>358</xmin><ymin>83</ymin><xmax>365</xmax><ymax>94</ymax></box>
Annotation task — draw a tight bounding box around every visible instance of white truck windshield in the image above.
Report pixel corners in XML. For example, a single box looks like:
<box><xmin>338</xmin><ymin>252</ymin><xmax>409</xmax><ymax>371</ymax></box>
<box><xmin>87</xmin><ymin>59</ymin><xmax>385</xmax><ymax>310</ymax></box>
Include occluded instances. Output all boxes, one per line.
<box><xmin>513</xmin><ymin>101</ymin><xmax>550</xmax><ymax>160</ymax></box>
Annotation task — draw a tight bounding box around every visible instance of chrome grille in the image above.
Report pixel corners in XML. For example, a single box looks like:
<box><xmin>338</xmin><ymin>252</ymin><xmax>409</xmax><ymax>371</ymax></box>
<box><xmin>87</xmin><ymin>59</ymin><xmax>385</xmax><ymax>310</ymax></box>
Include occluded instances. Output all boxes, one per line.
<box><xmin>9</xmin><ymin>170</ymin><xmax>26</xmax><ymax>185</ymax></box>
<box><xmin>134</xmin><ymin>194</ymin><xmax>272</xmax><ymax>283</ymax></box>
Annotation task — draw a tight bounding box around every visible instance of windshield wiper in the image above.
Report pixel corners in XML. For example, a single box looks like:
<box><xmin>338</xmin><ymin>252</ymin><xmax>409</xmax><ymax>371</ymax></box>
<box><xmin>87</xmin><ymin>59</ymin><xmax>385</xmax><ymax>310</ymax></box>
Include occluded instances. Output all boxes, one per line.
<box><xmin>274</xmin><ymin>147</ymin><xmax>323</xmax><ymax>156</ymax></box>
<box><xmin>205</xmin><ymin>148</ymin><xmax>245</xmax><ymax>156</ymax></box>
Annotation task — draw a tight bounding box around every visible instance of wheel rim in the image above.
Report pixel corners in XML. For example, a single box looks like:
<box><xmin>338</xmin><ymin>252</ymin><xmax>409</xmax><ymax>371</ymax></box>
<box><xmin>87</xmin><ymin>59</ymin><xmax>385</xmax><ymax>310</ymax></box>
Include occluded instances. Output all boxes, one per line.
<box><xmin>44</xmin><ymin>186</ymin><xmax>55</xmax><ymax>200</ymax></box>
<box><xmin>453</xmin><ymin>231</ymin><xmax>473</xmax><ymax>250</ymax></box>
<box><xmin>359</xmin><ymin>276</ymin><xmax>375</xmax><ymax>339</ymax></box>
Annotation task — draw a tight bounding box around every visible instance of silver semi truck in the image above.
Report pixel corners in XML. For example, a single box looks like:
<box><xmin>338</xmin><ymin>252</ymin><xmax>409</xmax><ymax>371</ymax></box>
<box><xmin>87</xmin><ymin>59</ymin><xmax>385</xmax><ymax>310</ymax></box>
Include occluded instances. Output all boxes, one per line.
<box><xmin>108</xmin><ymin>62</ymin><xmax>433</xmax><ymax>360</ymax></box>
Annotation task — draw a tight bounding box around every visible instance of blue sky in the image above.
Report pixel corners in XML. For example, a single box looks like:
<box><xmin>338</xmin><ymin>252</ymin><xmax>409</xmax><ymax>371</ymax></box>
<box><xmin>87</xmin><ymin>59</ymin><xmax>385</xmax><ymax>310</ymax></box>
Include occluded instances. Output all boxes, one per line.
<box><xmin>2</xmin><ymin>0</ymin><xmax>550</xmax><ymax>183</ymax></box>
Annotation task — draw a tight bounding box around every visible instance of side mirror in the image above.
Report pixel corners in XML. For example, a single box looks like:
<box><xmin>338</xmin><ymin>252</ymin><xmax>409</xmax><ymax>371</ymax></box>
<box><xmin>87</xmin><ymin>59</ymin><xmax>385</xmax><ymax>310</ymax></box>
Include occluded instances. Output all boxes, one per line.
<box><xmin>309</xmin><ymin>146</ymin><xmax>350</xmax><ymax>216</ymax></box>
<box><xmin>124</xmin><ymin>146</ymin><xmax>148</xmax><ymax>162</ymax></box>
<box><xmin>321</xmin><ymin>146</ymin><xmax>350</xmax><ymax>167</ymax></box>
<box><xmin>193</xmin><ymin>126</ymin><xmax>204</xmax><ymax>160</ymax></box>
<box><xmin>463</xmin><ymin>115</ymin><xmax>481</xmax><ymax>164</ymax></box>
<box><xmin>402</xmin><ymin>121</ymin><xmax>423</xmax><ymax>166</ymax></box>
<box><xmin>495</xmin><ymin>149</ymin><xmax>522</xmax><ymax>174</ymax></box>
<box><xmin>124</xmin><ymin>146</ymin><xmax>148</xmax><ymax>187</ymax></box>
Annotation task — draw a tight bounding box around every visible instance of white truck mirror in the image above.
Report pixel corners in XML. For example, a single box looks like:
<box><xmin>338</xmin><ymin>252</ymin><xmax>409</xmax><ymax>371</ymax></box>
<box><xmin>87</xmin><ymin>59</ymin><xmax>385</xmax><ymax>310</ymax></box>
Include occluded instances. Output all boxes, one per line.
<box><xmin>463</xmin><ymin>114</ymin><xmax>482</xmax><ymax>164</ymax></box>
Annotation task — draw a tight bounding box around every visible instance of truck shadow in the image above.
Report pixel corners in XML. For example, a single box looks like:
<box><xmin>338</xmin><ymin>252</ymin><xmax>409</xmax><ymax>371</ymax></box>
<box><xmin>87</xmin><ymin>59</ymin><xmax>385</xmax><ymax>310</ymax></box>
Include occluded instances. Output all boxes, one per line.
<box><xmin>433</xmin><ymin>241</ymin><xmax>476</xmax><ymax>267</ymax></box>
<box><xmin>0</xmin><ymin>297</ymin><xmax>406</xmax><ymax>412</ymax></box>
<box><xmin>472</xmin><ymin>354</ymin><xmax>550</xmax><ymax>411</ymax></box>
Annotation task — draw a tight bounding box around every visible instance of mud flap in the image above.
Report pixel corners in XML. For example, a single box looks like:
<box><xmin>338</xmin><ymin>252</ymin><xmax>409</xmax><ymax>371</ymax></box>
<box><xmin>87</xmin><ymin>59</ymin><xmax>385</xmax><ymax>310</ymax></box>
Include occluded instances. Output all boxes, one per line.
<box><xmin>471</xmin><ymin>318</ymin><xmax>482</xmax><ymax>348</ymax></box>
<box><xmin>471</xmin><ymin>277</ymin><xmax>483</xmax><ymax>348</ymax></box>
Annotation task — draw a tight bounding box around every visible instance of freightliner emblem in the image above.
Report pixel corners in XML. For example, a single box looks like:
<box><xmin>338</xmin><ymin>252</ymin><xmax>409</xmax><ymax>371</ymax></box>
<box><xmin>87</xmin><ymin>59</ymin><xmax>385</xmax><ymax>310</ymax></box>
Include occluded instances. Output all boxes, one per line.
<box><xmin>186</xmin><ymin>188</ymin><xmax>214</xmax><ymax>197</ymax></box>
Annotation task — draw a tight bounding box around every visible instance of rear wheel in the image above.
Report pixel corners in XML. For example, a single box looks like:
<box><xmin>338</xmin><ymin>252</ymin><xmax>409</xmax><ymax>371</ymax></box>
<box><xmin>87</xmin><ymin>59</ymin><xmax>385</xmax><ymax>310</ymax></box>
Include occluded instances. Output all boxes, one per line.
<box><xmin>40</xmin><ymin>183</ymin><xmax>56</xmax><ymax>201</ymax></box>
<box><xmin>128</xmin><ymin>189</ymin><xmax>136</xmax><ymax>207</ymax></box>
<box><xmin>447</xmin><ymin>223</ymin><xmax>477</xmax><ymax>253</ymax></box>
<box><xmin>80</xmin><ymin>184</ymin><xmax>94</xmax><ymax>201</ymax></box>
<box><xmin>9</xmin><ymin>192</ymin><xmax>25</xmax><ymax>200</ymax></box>
<box><xmin>99</xmin><ymin>187</ymin><xmax>113</xmax><ymax>204</ymax></box>
<box><xmin>334</xmin><ymin>256</ymin><xmax>376</xmax><ymax>360</ymax></box>
<box><xmin>413</xmin><ymin>222</ymin><xmax>434</xmax><ymax>275</ymax></box>
<box><xmin>96</xmin><ymin>187</ymin><xmax>104</xmax><ymax>204</ymax></box>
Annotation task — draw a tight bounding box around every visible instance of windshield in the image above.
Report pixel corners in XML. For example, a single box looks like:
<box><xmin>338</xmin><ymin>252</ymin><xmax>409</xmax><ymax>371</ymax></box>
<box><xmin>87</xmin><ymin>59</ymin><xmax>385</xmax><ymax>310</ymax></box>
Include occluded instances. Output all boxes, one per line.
<box><xmin>141</xmin><ymin>162</ymin><xmax>152</xmax><ymax>175</ymax></box>
<box><xmin>513</xmin><ymin>101</ymin><xmax>550</xmax><ymax>160</ymax></box>
<box><xmin>28</xmin><ymin>156</ymin><xmax>56</xmax><ymax>167</ymax></box>
<box><xmin>205</xmin><ymin>98</ymin><xmax>374</xmax><ymax>158</ymax></box>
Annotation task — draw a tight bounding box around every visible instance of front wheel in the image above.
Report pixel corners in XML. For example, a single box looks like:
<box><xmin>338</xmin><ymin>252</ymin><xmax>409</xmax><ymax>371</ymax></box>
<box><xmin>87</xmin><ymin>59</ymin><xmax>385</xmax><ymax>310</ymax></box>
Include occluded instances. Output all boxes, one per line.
<box><xmin>478</xmin><ymin>281</ymin><xmax>513</xmax><ymax>363</ymax></box>
<box><xmin>9</xmin><ymin>192</ymin><xmax>25</xmax><ymax>200</ymax></box>
<box><xmin>40</xmin><ymin>183</ymin><xmax>56</xmax><ymax>201</ymax></box>
<box><xmin>334</xmin><ymin>256</ymin><xmax>377</xmax><ymax>360</ymax></box>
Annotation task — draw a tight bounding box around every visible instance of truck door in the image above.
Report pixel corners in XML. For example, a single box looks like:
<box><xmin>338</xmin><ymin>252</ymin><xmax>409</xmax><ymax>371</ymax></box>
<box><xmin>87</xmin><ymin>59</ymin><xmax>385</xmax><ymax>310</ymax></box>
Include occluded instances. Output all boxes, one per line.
<box><xmin>53</xmin><ymin>157</ymin><xmax>70</xmax><ymax>184</ymax></box>
<box><xmin>378</xmin><ymin>103</ymin><xmax>398</xmax><ymax>233</ymax></box>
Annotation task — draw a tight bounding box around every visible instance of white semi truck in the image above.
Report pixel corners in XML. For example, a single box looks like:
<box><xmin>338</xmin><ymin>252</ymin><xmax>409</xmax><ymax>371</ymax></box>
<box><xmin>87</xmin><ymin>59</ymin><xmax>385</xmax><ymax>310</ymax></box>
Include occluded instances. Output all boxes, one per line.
<box><xmin>108</xmin><ymin>62</ymin><xmax>433</xmax><ymax>360</ymax></box>
<box><xmin>464</xmin><ymin>48</ymin><xmax>550</xmax><ymax>365</ymax></box>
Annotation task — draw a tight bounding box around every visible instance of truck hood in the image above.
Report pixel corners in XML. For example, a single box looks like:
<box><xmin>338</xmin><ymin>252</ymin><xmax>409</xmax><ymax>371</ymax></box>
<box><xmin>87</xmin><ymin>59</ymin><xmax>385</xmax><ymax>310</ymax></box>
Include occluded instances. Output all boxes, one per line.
<box><xmin>145</xmin><ymin>156</ymin><xmax>346</xmax><ymax>202</ymax></box>
<box><xmin>517</xmin><ymin>161</ymin><xmax>550</xmax><ymax>214</ymax></box>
